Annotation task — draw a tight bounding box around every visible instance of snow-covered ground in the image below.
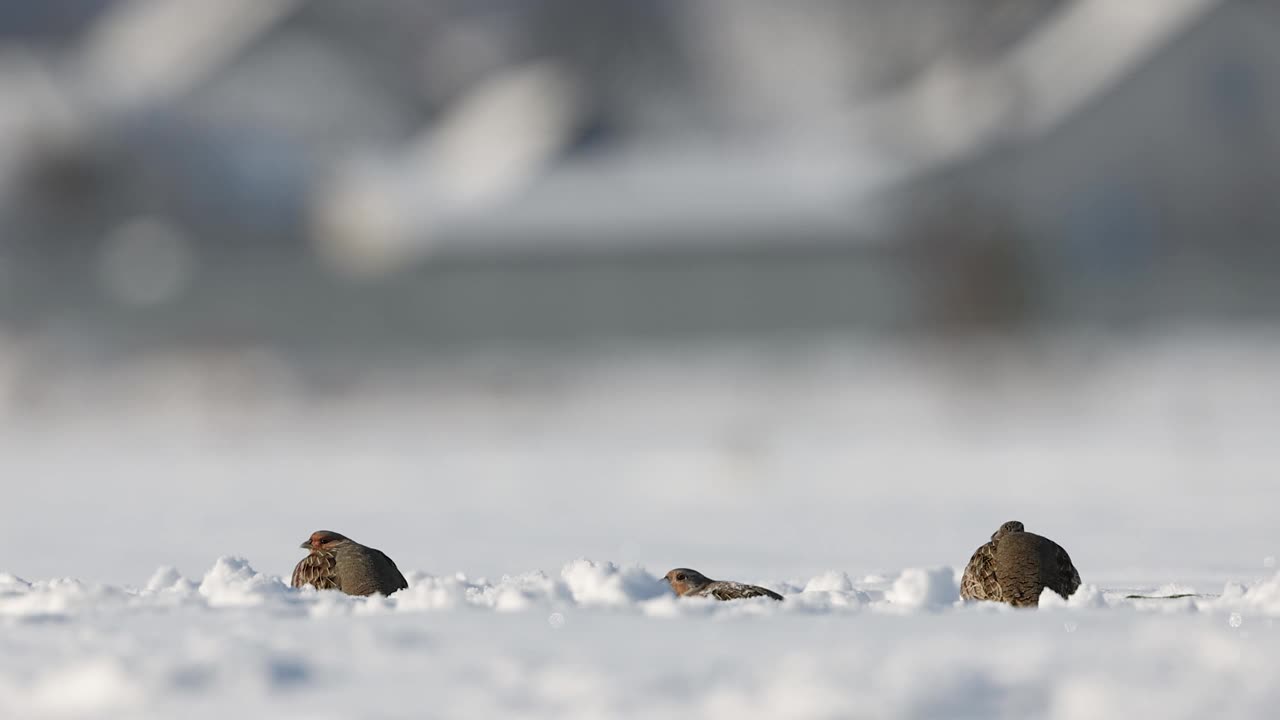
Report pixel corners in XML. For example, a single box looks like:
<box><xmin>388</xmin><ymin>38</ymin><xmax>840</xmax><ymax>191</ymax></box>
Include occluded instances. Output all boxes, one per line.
<box><xmin>2</xmin><ymin>557</ymin><xmax>1278</xmax><ymax>719</ymax></box>
<box><xmin>2</xmin><ymin>334</ymin><xmax>1279</xmax><ymax>717</ymax></box>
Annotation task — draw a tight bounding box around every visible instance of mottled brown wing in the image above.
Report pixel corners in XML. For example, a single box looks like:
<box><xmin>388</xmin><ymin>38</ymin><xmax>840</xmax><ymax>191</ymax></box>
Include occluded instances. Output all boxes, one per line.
<box><xmin>373</xmin><ymin>549</ymin><xmax>409</xmax><ymax>592</ymax></box>
<box><xmin>960</xmin><ymin>542</ymin><xmax>1000</xmax><ymax>602</ymax></box>
<box><xmin>708</xmin><ymin>582</ymin><xmax>784</xmax><ymax>601</ymax></box>
<box><xmin>292</xmin><ymin>552</ymin><xmax>340</xmax><ymax>590</ymax></box>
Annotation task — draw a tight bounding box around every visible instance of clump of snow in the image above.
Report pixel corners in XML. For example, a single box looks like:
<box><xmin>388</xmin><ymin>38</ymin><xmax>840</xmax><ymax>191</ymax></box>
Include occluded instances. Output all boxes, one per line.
<box><xmin>142</xmin><ymin>566</ymin><xmax>198</xmax><ymax>597</ymax></box>
<box><xmin>1219</xmin><ymin>581</ymin><xmax>1247</xmax><ymax>603</ymax></box>
<box><xmin>884</xmin><ymin>567</ymin><xmax>958</xmax><ymax>611</ymax></box>
<box><xmin>1154</xmin><ymin>583</ymin><xmax>1199</xmax><ymax>597</ymax></box>
<box><xmin>1037</xmin><ymin>589</ymin><xmax>1068</xmax><ymax>607</ymax></box>
<box><xmin>5</xmin><ymin>556</ymin><xmax>1280</xmax><ymax>718</ymax></box>
<box><xmin>785</xmin><ymin>571</ymin><xmax>869</xmax><ymax>611</ymax></box>
<box><xmin>197</xmin><ymin>557</ymin><xmax>290</xmax><ymax>607</ymax></box>
<box><xmin>0</xmin><ymin>577</ymin><xmax>126</xmax><ymax>620</ymax></box>
<box><xmin>803</xmin><ymin>570</ymin><xmax>854</xmax><ymax>593</ymax></box>
<box><xmin>470</xmin><ymin>571</ymin><xmax>572</xmax><ymax>611</ymax></box>
<box><xmin>9</xmin><ymin>557</ymin><xmax>1274</xmax><ymax>623</ymax></box>
<box><xmin>0</xmin><ymin>573</ymin><xmax>30</xmax><ymax>596</ymax></box>
<box><xmin>787</xmin><ymin>591</ymin><xmax>870</xmax><ymax>614</ymax></box>
<box><xmin>388</xmin><ymin>570</ymin><xmax>574</xmax><ymax>613</ymax></box>
<box><xmin>1226</xmin><ymin>572</ymin><xmax>1280</xmax><ymax>615</ymax></box>
<box><xmin>1065</xmin><ymin>584</ymin><xmax>1109</xmax><ymax>609</ymax></box>
<box><xmin>388</xmin><ymin>573</ymin><xmax>473</xmax><ymax>612</ymax></box>
<box><xmin>1037</xmin><ymin>584</ymin><xmax>1110</xmax><ymax>610</ymax></box>
<box><xmin>559</xmin><ymin>560</ymin><xmax>667</xmax><ymax>607</ymax></box>
<box><xmin>639</xmin><ymin>593</ymin><xmax>698</xmax><ymax>618</ymax></box>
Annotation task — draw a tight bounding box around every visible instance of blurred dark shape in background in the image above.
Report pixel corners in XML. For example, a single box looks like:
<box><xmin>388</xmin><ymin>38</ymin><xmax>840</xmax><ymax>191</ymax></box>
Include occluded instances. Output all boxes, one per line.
<box><xmin>1</xmin><ymin>0</ymin><xmax>1278</xmax><ymax>384</ymax></box>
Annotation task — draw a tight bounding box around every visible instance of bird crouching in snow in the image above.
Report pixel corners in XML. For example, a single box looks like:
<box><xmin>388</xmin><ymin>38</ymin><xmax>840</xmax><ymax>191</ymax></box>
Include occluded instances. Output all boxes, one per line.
<box><xmin>292</xmin><ymin>530</ymin><xmax>409</xmax><ymax>596</ymax></box>
<box><xmin>960</xmin><ymin>521</ymin><xmax>1081</xmax><ymax>607</ymax></box>
<box><xmin>663</xmin><ymin>568</ymin><xmax>784</xmax><ymax>601</ymax></box>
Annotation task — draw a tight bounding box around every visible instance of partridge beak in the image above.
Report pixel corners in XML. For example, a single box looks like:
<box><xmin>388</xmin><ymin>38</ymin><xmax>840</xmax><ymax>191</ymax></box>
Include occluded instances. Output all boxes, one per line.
<box><xmin>299</xmin><ymin>541</ymin><xmax>311</xmax><ymax>549</ymax></box>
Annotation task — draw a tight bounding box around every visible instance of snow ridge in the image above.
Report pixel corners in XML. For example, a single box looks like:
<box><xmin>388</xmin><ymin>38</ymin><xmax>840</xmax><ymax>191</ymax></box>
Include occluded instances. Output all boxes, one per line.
<box><xmin>5</xmin><ymin>557</ymin><xmax>1280</xmax><ymax>620</ymax></box>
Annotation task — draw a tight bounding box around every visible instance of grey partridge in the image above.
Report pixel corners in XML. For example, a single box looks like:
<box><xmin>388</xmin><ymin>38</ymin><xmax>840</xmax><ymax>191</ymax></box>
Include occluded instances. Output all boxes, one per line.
<box><xmin>663</xmin><ymin>568</ymin><xmax>784</xmax><ymax>601</ymax></box>
<box><xmin>292</xmin><ymin>530</ymin><xmax>409</xmax><ymax>596</ymax></box>
<box><xmin>960</xmin><ymin>521</ymin><xmax>1080</xmax><ymax>606</ymax></box>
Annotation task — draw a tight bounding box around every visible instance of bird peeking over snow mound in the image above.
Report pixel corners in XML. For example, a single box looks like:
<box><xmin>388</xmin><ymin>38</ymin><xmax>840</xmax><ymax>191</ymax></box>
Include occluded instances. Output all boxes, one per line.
<box><xmin>292</xmin><ymin>530</ymin><xmax>409</xmax><ymax>597</ymax></box>
<box><xmin>960</xmin><ymin>521</ymin><xmax>1080</xmax><ymax>607</ymax></box>
<box><xmin>663</xmin><ymin>568</ymin><xmax>784</xmax><ymax>601</ymax></box>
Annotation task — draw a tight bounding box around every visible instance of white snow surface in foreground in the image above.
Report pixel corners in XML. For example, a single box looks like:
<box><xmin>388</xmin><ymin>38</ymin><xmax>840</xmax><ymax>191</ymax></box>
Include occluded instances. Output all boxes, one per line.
<box><xmin>2</xmin><ymin>557</ymin><xmax>1280</xmax><ymax>719</ymax></box>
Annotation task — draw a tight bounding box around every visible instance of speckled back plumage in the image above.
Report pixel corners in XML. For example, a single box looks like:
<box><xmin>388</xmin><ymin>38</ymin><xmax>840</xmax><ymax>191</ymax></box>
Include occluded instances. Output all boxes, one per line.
<box><xmin>695</xmin><ymin>580</ymin><xmax>784</xmax><ymax>602</ymax></box>
<box><xmin>960</xmin><ymin>521</ymin><xmax>1080</xmax><ymax>607</ymax></box>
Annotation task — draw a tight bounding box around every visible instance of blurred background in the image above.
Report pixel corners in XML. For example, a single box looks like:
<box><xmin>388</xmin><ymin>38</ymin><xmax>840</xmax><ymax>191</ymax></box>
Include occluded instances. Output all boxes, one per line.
<box><xmin>1</xmin><ymin>0</ymin><xmax>1278</xmax><ymax>587</ymax></box>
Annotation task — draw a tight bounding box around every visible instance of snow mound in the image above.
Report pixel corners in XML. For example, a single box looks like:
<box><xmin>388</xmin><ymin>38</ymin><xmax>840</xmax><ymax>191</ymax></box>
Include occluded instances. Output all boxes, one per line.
<box><xmin>2</xmin><ymin>558</ymin><xmax>1273</xmax><ymax>624</ymax></box>
<box><xmin>1217</xmin><ymin>572</ymin><xmax>1280</xmax><ymax>615</ymax></box>
<box><xmin>1038</xmin><ymin>584</ymin><xmax>1110</xmax><ymax>610</ymax></box>
<box><xmin>884</xmin><ymin>567</ymin><xmax>958</xmax><ymax>611</ymax></box>
<box><xmin>478</xmin><ymin>571</ymin><xmax>575</xmax><ymax>611</ymax></box>
<box><xmin>392</xmin><ymin>570</ymin><xmax>574</xmax><ymax>612</ymax></box>
<box><xmin>384</xmin><ymin>572</ymin><xmax>473</xmax><ymax>611</ymax></box>
<box><xmin>0</xmin><ymin>574</ymin><xmax>30</xmax><ymax>596</ymax></box>
<box><xmin>4</xmin><ymin>558</ymin><xmax>1280</xmax><ymax>718</ymax></box>
<box><xmin>782</xmin><ymin>571</ymin><xmax>869</xmax><ymax>611</ymax></box>
<box><xmin>142</xmin><ymin>566</ymin><xmax>199</xmax><ymax>597</ymax></box>
<box><xmin>559</xmin><ymin>559</ymin><xmax>668</xmax><ymax>607</ymax></box>
<box><xmin>197</xmin><ymin>556</ymin><xmax>291</xmax><ymax>607</ymax></box>
<box><xmin>803</xmin><ymin>570</ymin><xmax>854</xmax><ymax>593</ymax></box>
<box><xmin>0</xmin><ymin>577</ymin><xmax>126</xmax><ymax>620</ymax></box>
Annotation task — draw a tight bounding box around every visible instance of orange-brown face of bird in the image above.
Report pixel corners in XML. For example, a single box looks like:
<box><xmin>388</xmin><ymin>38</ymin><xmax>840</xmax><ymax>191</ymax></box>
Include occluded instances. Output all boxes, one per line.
<box><xmin>664</xmin><ymin>568</ymin><xmax>711</xmax><ymax>597</ymax></box>
<box><xmin>301</xmin><ymin>530</ymin><xmax>351</xmax><ymax>551</ymax></box>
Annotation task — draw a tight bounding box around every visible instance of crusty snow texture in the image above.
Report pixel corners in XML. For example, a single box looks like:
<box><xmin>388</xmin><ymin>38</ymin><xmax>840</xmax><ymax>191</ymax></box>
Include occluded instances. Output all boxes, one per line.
<box><xmin>3</xmin><ymin>558</ymin><xmax>1280</xmax><ymax>719</ymax></box>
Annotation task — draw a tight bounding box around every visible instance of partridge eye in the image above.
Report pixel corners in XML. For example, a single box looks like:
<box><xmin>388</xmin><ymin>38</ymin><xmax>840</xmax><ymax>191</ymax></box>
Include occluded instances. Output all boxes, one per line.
<box><xmin>675</xmin><ymin>574</ymin><xmax>686</xmax><ymax>581</ymax></box>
